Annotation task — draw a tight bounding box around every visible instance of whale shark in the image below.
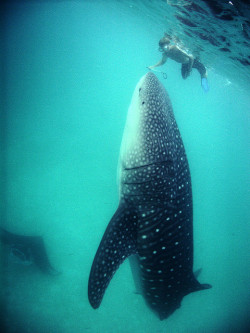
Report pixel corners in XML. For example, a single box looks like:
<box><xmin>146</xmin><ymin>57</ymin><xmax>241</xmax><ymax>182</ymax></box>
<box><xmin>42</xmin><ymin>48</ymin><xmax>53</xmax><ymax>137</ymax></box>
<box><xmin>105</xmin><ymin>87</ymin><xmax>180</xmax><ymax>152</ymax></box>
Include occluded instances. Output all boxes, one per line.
<box><xmin>88</xmin><ymin>72</ymin><xmax>211</xmax><ymax>320</ymax></box>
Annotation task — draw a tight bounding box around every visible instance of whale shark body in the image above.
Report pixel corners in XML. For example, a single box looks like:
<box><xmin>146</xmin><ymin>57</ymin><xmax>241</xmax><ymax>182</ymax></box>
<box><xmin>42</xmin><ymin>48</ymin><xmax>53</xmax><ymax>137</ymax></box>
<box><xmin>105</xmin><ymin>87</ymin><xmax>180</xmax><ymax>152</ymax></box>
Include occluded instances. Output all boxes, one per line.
<box><xmin>88</xmin><ymin>72</ymin><xmax>211</xmax><ymax>320</ymax></box>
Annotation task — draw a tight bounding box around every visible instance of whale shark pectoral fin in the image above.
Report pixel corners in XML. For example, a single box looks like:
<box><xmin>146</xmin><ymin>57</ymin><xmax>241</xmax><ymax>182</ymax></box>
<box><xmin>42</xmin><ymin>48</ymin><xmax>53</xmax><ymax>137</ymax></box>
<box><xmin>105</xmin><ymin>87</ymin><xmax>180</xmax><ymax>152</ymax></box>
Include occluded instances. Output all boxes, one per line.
<box><xmin>88</xmin><ymin>203</ymin><xmax>138</xmax><ymax>309</ymax></box>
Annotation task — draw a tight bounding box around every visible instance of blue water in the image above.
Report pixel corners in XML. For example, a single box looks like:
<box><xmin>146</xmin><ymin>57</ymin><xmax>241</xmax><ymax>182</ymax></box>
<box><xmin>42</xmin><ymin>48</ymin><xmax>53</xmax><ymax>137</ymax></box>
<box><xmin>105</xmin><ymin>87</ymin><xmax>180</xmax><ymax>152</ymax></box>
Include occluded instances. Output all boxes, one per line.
<box><xmin>1</xmin><ymin>1</ymin><xmax>250</xmax><ymax>332</ymax></box>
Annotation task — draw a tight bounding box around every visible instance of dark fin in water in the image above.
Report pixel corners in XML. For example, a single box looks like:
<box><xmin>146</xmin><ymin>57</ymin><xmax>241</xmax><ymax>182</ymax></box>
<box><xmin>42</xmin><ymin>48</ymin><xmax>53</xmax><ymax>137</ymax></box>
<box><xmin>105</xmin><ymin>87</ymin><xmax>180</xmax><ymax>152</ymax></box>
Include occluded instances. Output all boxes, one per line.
<box><xmin>191</xmin><ymin>275</ymin><xmax>212</xmax><ymax>293</ymax></box>
<box><xmin>0</xmin><ymin>227</ymin><xmax>59</xmax><ymax>275</ymax></box>
<box><xmin>194</xmin><ymin>268</ymin><xmax>202</xmax><ymax>278</ymax></box>
<box><xmin>200</xmin><ymin>283</ymin><xmax>212</xmax><ymax>289</ymax></box>
<box><xmin>193</xmin><ymin>269</ymin><xmax>212</xmax><ymax>289</ymax></box>
<box><xmin>88</xmin><ymin>203</ymin><xmax>138</xmax><ymax>309</ymax></box>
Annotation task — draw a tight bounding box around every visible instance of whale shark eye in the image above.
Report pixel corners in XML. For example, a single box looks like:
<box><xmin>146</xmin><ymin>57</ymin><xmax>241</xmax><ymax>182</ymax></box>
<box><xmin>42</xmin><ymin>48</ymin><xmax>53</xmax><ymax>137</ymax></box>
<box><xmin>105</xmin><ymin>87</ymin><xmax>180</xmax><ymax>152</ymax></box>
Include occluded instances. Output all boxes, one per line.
<box><xmin>139</xmin><ymin>88</ymin><xmax>142</xmax><ymax>92</ymax></box>
<box><xmin>142</xmin><ymin>101</ymin><xmax>145</xmax><ymax>105</ymax></box>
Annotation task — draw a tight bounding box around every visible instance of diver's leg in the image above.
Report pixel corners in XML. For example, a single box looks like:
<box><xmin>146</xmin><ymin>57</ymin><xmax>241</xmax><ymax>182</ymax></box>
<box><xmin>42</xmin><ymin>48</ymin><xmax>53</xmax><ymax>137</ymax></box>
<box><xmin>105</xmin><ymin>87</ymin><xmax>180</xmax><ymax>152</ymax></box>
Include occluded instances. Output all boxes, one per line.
<box><xmin>193</xmin><ymin>60</ymin><xmax>209</xmax><ymax>92</ymax></box>
<box><xmin>192</xmin><ymin>59</ymin><xmax>206</xmax><ymax>78</ymax></box>
<box><xmin>181</xmin><ymin>63</ymin><xmax>189</xmax><ymax>79</ymax></box>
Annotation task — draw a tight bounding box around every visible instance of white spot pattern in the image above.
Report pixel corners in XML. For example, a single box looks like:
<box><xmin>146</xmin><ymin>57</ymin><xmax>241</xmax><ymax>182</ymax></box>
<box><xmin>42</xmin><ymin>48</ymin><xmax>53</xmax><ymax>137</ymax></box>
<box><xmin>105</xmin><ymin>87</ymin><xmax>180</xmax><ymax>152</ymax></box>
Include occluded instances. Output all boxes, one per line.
<box><xmin>88</xmin><ymin>73</ymin><xmax>210</xmax><ymax>320</ymax></box>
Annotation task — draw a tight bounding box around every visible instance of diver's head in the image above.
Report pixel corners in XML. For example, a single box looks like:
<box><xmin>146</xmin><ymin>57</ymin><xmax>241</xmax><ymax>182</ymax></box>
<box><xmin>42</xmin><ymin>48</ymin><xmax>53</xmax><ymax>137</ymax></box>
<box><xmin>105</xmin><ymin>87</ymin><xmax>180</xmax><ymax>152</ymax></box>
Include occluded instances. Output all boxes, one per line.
<box><xmin>158</xmin><ymin>37</ymin><xmax>171</xmax><ymax>52</ymax></box>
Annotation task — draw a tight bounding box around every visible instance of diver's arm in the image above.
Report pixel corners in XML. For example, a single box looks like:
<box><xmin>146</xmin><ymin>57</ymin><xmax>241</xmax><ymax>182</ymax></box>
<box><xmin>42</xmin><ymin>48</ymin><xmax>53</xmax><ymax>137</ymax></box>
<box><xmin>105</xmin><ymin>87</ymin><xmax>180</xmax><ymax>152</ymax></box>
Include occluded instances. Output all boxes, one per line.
<box><xmin>148</xmin><ymin>54</ymin><xmax>167</xmax><ymax>69</ymax></box>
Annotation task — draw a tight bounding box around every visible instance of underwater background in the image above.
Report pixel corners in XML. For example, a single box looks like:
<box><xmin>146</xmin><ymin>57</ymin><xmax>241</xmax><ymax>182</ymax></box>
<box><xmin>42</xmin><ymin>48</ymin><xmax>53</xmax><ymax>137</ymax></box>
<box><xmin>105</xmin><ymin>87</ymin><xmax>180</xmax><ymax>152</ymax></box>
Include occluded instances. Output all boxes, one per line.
<box><xmin>1</xmin><ymin>1</ymin><xmax>250</xmax><ymax>332</ymax></box>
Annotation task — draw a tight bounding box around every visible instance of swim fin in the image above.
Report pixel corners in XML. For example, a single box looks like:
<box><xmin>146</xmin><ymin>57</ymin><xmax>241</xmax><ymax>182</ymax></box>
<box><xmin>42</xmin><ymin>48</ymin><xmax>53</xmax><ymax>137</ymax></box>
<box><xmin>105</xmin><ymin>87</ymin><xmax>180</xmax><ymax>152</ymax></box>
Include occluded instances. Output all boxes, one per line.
<box><xmin>201</xmin><ymin>77</ymin><xmax>209</xmax><ymax>92</ymax></box>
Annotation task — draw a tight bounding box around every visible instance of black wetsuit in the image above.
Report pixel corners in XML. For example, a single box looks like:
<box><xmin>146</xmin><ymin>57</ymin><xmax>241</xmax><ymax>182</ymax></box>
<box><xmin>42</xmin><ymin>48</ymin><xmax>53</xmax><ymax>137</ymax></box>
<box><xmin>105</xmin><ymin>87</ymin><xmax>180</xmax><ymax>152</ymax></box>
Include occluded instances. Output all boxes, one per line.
<box><xmin>181</xmin><ymin>59</ymin><xmax>206</xmax><ymax>79</ymax></box>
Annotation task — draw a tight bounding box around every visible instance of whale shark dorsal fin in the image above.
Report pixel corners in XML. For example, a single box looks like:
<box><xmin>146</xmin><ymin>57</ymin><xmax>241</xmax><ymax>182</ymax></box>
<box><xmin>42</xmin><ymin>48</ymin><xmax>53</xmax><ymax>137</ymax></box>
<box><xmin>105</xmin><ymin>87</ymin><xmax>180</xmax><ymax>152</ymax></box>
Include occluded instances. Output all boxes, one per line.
<box><xmin>88</xmin><ymin>202</ymin><xmax>138</xmax><ymax>309</ymax></box>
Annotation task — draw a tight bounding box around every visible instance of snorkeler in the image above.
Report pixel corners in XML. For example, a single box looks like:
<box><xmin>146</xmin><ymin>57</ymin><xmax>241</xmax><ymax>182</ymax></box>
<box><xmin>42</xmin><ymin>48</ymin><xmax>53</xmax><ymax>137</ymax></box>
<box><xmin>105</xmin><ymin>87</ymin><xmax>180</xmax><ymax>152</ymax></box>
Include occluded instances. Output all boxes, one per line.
<box><xmin>148</xmin><ymin>35</ymin><xmax>209</xmax><ymax>92</ymax></box>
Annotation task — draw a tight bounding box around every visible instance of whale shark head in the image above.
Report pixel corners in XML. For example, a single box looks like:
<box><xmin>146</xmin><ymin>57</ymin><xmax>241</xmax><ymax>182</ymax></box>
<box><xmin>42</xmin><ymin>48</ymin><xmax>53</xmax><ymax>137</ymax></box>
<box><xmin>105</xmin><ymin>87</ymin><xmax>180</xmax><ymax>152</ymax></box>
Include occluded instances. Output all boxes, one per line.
<box><xmin>88</xmin><ymin>72</ymin><xmax>211</xmax><ymax>320</ymax></box>
<box><xmin>119</xmin><ymin>72</ymin><xmax>174</xmax><ymax>171</ymax></box>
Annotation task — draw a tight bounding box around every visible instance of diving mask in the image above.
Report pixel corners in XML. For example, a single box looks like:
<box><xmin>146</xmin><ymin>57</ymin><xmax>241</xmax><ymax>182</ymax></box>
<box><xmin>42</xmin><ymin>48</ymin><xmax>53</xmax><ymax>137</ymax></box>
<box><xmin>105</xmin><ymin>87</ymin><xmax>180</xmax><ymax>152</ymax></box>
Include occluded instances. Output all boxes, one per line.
<box><xmin>159</xmin><ymin>44</ymin><xmax>169</xmax><ymax>52</ymax></box>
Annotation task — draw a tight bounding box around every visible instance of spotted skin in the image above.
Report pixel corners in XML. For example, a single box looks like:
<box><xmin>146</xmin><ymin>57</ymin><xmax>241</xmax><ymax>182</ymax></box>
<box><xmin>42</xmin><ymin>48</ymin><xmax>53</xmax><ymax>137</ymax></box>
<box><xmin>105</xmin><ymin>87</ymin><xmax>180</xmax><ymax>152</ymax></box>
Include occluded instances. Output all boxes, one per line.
<box><xmin>88</xmin><ymin>72</ymin><xmax>211</xmax><ymax>320</ymax></box>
